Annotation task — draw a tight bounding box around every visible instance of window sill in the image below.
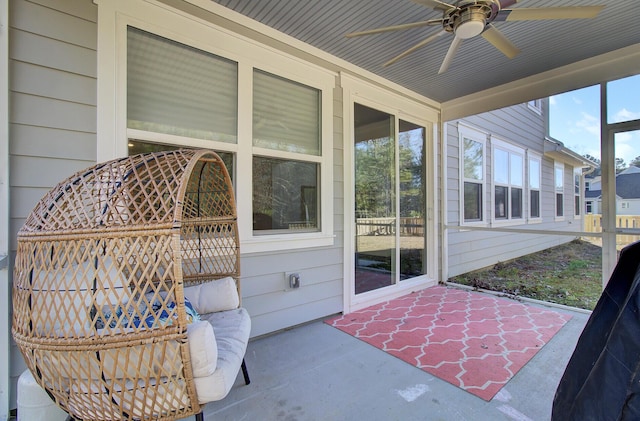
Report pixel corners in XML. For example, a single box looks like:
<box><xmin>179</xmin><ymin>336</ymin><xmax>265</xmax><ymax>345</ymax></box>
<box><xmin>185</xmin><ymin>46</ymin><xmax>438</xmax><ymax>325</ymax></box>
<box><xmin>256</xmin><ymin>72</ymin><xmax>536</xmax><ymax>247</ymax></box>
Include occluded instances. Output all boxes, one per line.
<box><xmin>458</xmin><ymin>220</ymin><xmax>488</xmax><ymax>229</ymax></box>
<box><xmin>242</xmin><ymin>232</ymin><xmax>335</xmax><ymax>254</ymax></box>
<box><xmin>491</xmin><ymin>218</ymin><xmax>526</xmax><ymax>227</ymax></box>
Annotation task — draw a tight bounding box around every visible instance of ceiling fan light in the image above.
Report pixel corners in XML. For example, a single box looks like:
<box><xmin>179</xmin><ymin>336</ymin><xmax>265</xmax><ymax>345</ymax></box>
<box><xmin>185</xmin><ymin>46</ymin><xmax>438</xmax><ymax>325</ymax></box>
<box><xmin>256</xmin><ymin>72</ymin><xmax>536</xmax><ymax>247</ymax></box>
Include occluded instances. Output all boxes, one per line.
<box><xmin>456</xmin><ymin>19</ymin><xmax>485</xmax><ymax>39</ymax></box>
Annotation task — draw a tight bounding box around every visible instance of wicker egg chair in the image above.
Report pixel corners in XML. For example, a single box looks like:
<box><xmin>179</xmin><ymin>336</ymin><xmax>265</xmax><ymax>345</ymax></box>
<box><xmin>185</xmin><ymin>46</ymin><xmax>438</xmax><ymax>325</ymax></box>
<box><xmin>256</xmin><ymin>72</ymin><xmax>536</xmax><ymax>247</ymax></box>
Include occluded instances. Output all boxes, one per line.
<box><xmin>12</xmin><ymin>149</ymin><xmax>251</xmax><ymax>421</ymax></box>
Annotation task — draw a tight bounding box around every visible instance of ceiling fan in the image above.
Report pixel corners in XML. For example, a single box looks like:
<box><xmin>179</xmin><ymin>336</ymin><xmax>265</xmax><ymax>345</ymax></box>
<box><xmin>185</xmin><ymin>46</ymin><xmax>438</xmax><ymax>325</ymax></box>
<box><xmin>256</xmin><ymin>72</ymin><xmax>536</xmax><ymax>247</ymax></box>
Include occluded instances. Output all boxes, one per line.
<box><xmin>345</xmin><ymin>0</ymin><xmax>605</xmax><ymax>74</ymax></box>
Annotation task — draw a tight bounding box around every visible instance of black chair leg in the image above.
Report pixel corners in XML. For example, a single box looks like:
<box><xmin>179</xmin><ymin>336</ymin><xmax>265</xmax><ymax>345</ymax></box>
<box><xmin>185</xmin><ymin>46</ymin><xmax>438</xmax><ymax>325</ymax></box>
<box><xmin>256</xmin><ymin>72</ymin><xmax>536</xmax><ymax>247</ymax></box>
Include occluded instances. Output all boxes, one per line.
<box><xmin>196</xmin><ymin>411</ymin><xmax>204</xmax><ymax>421</ymax></box>
<box><xmin>241</xmin><ymin>358</ymin><xmax>251</xmax><ymax>385</ymax></box>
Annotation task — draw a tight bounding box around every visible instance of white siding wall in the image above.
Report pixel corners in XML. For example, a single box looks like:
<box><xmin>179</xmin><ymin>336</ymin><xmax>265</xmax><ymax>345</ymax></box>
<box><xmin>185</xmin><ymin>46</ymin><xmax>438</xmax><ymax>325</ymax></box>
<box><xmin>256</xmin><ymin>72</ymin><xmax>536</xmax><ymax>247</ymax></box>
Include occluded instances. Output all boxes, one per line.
<box><xmin>8</xmin><ymin>0</ymin><xmax>98</xmax><ymax>410</ymax></box>
<box><xmin>447</xmin><ymin>100</ymin><xmax>580</xmax><ymax>277</ymax></box>
<box><xmin>618</xmin><ymin>199</ymin><xmax>640</xmax><ymax>216</ymax></box>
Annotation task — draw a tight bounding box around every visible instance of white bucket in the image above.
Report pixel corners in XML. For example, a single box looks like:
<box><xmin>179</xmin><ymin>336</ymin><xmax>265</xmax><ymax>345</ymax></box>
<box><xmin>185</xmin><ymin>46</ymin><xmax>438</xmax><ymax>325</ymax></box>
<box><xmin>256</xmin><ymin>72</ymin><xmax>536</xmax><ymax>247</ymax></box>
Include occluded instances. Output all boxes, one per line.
<box><xmin>17</xmin><ymin>370</ymin><xmax>68</xmax><ymax>421</ymax></box>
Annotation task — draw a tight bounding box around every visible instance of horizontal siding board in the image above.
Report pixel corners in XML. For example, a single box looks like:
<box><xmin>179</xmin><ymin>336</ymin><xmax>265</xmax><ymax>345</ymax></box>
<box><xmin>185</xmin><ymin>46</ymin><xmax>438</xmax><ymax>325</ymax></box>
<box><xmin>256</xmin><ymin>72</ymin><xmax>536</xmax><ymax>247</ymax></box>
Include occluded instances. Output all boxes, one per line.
<box><xmin>10</xmin><ymin>155</ymin><xmax>93</xmax><ymax>188</ymax></box>
<box><xmin>249</xmin><ymin>296</ymin><xmax>342</xmax><ymax>338</ymax></box>
<box><xmin>447</xmin><ymin>223</ymin><xmax>581</xmax><ymax>277</ymax></box>
<box><xmin>9</xmin><ymin>186</ymin><xmax>50</xmax><ymax>220</ymax></box>
<box><xmin>242</xmin><ymin>263</ymin><xmax>342</xmax><ymax>297</ymax></box>
<box><xmin>241</xmin><ymin>247</ymin><xmax>342</xmax><ymax>278</ymax></box>
<box><xmin>11</xmin><ymin>61</ymin><xmax>96</xmax><ymax>105</ymax></box>
<box><xmin>11</xmin><ymin>0</ymin><xmax>97</xmax><ymax>49</ymax></box>
<box><xmin>10</xmin><ymin>124</ymin><xmax>96</xmax><ymax>160</ymax></box>
<box><xmin>333</xmin><ymin>196</ymin><xmax>344</xmax><ymax>215</ymax></box>
<box><xmin>10</xmin><ymin>219</ymin><xmax>27</xmax><ymax>251</ymax></box>
<box><xmin>10</xmin><ymin>29</ymin><xmax>96</xmax><ymax>77</ymax></box>
<box><xmin>448</xmin><ymin>234</ymin><xmax>573</xmax><ymax>277</ymax></box>
<box><xmin>28</xmin><ymin>0</ymin><xmax>97</xmax><ymax>22</ymax></box>
<box><xmin>245</xmin><ymin>279</ymin><xmax>342</xmax><ymax>316</ymax></box>
<box><xmin>11</xmin><ymin>92</ymin><xmax>96</xmax><ymax>132</ymax></box>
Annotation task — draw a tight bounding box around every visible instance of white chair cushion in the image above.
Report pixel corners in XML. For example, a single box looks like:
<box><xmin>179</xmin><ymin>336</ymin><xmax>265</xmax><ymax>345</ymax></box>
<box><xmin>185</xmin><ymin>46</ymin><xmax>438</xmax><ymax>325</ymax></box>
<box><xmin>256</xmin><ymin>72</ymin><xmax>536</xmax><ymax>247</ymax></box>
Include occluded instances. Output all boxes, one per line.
<box><xmin>184</xmin><ymin>277</ymin><xmax>240</xmax><ymax>314</ymax></box>
<box><xmin>192</xmin><ymin>308</ymin><xmax>251</xmax><ymax>403</ymax></box>
<box><xmin>187</xmin><ymin>320</ymin><xmax>218</xmax><ymax>377</ymax></box>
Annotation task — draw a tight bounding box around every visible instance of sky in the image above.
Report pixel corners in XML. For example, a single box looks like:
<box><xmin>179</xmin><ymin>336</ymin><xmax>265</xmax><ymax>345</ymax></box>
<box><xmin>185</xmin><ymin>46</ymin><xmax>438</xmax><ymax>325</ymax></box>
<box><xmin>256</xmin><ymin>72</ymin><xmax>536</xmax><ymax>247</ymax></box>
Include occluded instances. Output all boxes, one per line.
<box><xmin>548</xmin><ymin>74</ymin><xmax>640</xmax><ymax>166</ymax></box>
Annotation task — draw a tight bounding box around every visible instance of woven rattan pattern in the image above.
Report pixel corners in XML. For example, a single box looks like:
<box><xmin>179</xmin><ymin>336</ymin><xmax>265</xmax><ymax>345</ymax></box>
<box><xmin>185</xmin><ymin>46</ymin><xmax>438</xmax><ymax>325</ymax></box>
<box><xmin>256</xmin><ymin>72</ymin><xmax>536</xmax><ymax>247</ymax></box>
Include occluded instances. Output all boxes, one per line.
<box><xmin>12</xmin><ymin>150</ymin><xmax>240</xmax><ymax>420</ymax></box>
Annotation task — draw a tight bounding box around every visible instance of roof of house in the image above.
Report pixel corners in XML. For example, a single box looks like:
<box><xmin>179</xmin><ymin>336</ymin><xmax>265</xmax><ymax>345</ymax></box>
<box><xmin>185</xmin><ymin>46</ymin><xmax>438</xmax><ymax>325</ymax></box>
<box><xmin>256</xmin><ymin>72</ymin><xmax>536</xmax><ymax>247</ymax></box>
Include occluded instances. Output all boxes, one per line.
<box><xmin>619</xmin><ymin>166</ymin><xmax>640</xmax><ymax>175</ymax></box>
<box><xmin>616</xmin><ymin>173</ymin><xmax>640</xmax><ymax>199</ymax></box>
<box><xmin>587</xmin><ymin>170</ymin><xmax>640</xmax><ymax>200</ymax></box>
<box><xmin>585</xmin><ymin>190</ymin><xmax>601</xmax><ymax>199</ymax></box>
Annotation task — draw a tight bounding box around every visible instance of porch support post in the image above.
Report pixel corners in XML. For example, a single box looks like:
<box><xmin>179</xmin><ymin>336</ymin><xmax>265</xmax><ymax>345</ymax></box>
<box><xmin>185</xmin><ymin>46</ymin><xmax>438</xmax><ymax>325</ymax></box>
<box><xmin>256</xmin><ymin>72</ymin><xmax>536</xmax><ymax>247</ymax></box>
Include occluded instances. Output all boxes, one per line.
<box><xmin>439</xmin><ymin>120</ymin><xmax>448</xmax><ymax>282</ymax></box>
<box><xmin>600</xmin><ymin>82</ymin><xmax>617</xmax><ymax>287</ymax></box>
<box><xmin>0</xmin><ymin>0</ymin><xmax>10</xmax><ymax>418</ymax></box>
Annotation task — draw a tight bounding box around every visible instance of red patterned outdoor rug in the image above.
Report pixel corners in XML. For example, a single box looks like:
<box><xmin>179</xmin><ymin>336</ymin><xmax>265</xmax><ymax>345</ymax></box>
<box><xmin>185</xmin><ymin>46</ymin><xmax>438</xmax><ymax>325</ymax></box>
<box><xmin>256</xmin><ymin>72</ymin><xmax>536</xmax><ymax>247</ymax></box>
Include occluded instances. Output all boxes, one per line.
<box><xmin>325</xmin><ymin>286</ymin><xmax>572</xmax><ymax>401</ymax></box>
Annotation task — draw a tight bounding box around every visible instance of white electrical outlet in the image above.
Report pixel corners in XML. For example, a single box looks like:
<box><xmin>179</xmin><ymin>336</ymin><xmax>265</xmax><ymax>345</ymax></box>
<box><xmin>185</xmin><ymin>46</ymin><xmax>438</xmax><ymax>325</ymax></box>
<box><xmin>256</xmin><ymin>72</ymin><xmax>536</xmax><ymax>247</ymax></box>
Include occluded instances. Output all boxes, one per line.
<box><xmin>287</xmin><ymin>272</ymin><xmax>300</xmax><ymax>289</ymax></box>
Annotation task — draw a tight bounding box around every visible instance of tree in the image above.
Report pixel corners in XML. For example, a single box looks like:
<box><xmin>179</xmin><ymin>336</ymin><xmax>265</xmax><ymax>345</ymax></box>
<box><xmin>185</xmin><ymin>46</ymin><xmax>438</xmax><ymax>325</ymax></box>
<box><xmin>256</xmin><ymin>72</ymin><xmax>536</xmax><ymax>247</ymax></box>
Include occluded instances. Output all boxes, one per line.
<box><xmin>582</xmin><ymin>154</ymin><xmax>635</xmax><ymax>175</ymax></box>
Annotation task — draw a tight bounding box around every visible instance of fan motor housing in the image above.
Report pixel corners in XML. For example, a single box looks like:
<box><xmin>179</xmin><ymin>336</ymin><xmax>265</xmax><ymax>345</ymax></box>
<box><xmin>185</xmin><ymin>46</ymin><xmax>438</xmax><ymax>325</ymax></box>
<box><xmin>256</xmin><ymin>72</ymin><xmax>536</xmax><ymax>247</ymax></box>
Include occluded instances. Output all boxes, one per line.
<box><xmin>443</xmin><ymin>1</ymin><xmax>500</xmax><ymax>35</ymax></box>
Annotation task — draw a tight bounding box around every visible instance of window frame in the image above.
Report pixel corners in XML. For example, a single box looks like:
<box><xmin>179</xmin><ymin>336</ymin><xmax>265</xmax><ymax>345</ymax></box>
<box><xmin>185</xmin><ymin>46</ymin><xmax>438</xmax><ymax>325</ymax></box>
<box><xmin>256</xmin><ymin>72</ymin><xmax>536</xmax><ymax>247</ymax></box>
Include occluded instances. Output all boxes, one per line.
<box><xmin>459</xmin><ymin>124</ymin><xmax>487</xmax><ymax>225</ymax></box>
<box><xmin>98</xmin><ymin>1</ymin><xmax>335</xmax><ymax>254</ymax></box>
<box><xmin>528</xmin><ymin>152</ymin><xmax>542</xmax><ymax>223</ymax></box>
<box><xmin>574</xmin><ymin>169</ymin><xmax>582</xmax><ymax>219</ymax></box>
<box><xmin>527</xmin><ymin>99</ymin><xmax>542</xmax><ymax>115</ymax></box>
<box><xmin>491</xmin><ymin>137</ymin><xmax>525</xmax><ymax>225</ymax></box>
<box><xmin>555</xmin><ymin>162</ymin><xmax>565</xmax><ymax>220</ymax></box>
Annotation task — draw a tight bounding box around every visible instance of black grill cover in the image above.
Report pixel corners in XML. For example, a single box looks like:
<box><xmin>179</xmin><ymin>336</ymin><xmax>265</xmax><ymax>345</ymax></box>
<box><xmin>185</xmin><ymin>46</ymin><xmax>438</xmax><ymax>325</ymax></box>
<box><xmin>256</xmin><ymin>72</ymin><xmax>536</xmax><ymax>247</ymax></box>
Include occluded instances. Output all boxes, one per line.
<box><xmin>552</xmin><ymin>240</ymin><xmax>640</xmax><ymax>420</ymax></box>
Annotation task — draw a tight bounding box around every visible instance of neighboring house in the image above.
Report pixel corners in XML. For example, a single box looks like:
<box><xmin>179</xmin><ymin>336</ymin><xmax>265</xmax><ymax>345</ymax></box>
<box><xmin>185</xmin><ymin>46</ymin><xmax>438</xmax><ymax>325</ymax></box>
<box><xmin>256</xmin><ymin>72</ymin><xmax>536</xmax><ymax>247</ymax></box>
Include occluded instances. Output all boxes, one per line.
<box><xmin>585</xmin><ymin>187</ymin><xmax>602</xmax><ymax>214</ymax></box>
<box><xmin>446</xmin><ymin>99</ymin><xmax>593</xmax><ymax>277</ymax></box>
<box><xmin>585</xmin><ymin>167</ymin><xmax>640</xmax><ymax>215</ymax></box>
<box><xmin>0</xmin><ymin>0</ymin><xmax>611</xmax><ymax>414</ymax></box>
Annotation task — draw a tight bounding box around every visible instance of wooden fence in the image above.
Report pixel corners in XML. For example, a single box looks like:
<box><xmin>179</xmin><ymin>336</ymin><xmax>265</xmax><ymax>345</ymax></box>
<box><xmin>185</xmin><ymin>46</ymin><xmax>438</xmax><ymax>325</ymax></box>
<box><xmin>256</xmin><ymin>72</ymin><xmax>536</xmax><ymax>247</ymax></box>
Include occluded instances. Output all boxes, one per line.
<box><xmin>356</xmin><ymin>217</ymin><xmax>424</xmax><ymax>236</ymax></box>
<box><xmin>584</xmin><ymin>214</ymin><xmax>640</xmax><ymax>247</ymax></box>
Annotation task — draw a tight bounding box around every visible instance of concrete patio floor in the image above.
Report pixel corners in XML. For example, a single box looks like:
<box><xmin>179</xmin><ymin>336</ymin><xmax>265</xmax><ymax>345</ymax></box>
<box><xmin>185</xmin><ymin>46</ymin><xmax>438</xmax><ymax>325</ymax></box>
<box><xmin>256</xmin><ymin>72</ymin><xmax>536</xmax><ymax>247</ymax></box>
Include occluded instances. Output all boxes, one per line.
<box><xmin>195</xmin><ymin>293</ymin><xmax>590</xmax><ymax>421</ymax></box>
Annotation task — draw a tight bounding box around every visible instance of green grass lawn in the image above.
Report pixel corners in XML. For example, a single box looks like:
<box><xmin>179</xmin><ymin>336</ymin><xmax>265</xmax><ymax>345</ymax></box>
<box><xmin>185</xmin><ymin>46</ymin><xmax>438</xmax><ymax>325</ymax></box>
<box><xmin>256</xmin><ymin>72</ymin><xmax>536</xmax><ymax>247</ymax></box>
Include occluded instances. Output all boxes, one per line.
<box><xmin>447</xmin><ymin>239</ymin><xmax>603</xmax><ymax>310</ymax></box>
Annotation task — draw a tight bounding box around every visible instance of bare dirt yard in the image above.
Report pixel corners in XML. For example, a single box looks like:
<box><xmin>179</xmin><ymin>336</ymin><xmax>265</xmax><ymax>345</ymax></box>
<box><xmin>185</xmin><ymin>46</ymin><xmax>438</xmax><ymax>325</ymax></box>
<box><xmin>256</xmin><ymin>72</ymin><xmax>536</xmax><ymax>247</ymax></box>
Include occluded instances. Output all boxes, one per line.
<box><xmin>448</xmin><ymin>239</ymin><xmax>603</xmax><ymax>310</ymax></box>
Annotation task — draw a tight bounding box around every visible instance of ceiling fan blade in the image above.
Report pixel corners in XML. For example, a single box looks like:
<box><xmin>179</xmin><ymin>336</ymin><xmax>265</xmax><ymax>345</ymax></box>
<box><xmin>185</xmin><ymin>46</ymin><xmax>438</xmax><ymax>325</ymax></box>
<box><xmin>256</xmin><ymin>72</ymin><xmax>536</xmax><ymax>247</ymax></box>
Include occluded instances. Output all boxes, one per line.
<box><xmin>495</xmin><ymin>6</ymin><xmax>605</xmax><ymax>22</ymax></box>
<box><xmin>498</xmin><ymin>0</ymin><xmax>519</xmax><ymax>8</ymax></box>
<box><xmin>482</xmin><ymin>24</ymin><xmax>520</xmax><ymax>59</ymax></box>
<box><xmin>438</xmin><ymin>36</ymin><xmax>462</xmax><ymax>74</ymax></box>
<box><xmin>383</xmin><ymin>30</ymin><xmax>447</xmax><ymax>67</ymax></box>
<box><xmin>346</xmin><ymin>19</ymin><xmax>442</xmax><ymax>37</ymax></box>
<box><xmin>411</xmin><ymin>0</ymin><xmax>456</xmax><ymax>12</ymax></box>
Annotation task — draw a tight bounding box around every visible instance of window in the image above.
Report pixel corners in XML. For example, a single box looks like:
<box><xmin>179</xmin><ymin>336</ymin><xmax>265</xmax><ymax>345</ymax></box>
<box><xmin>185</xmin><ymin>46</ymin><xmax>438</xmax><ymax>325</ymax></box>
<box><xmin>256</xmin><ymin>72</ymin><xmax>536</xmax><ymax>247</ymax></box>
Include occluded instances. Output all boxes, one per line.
<box><xmin>528</xmin><ymin>99</ymin><xmax>542</xmax><ymax>115</ymax></box>
<box><xmin>127</xmin><ymin>27</ymin><xmax>238</xmax><ymax>142</ymax></box>
<box><xmin>574</xmin><ymin>170</ymin><xmax>581</xmax><ymax>217</ymax></box>
<box><xmin>460</xmin><ymin>125</ymin><xmax>486</xmax><ymax>223</ymax></box>
<box><xmin>492</xmin><ymin>138</ymin><xmax>524</xmax><ymax>222</ymax></box>
<box><xmin>586</xmin><ymin>202</ymin><xmax>593</xmax><ymax>214</ymax></box>
<box><xmin>555</xmin><ymin>163</ymin><xmax>565</xmax><ymax>218</ymax></box>
<box><xmin>529</xmin><ymin>155</ymin><xmax>541</xmax><ymax>220</ymax></box>
<box><xmin>122</xmin><ymin>22</ymin><xmax>334</xmax><ymax>253</ymax></box>
<box><xmin>252</xmin><ymin>70</ymin><xmax>321</xmax><ymax>233</ymax></box>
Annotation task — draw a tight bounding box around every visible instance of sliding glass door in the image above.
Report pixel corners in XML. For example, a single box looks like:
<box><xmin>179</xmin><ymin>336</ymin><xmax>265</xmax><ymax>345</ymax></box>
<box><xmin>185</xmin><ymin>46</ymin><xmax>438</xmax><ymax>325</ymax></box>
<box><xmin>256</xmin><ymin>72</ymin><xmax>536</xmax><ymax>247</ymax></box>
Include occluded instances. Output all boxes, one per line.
<box><xmin>354</xmin><ymin>103</ymin><xmax>427</xmax><ymax>295</ymax></box>
<box><xmin>399</xmin><ymin>120</ymin><xmax>427</xmax><ymax>280</ymax></box>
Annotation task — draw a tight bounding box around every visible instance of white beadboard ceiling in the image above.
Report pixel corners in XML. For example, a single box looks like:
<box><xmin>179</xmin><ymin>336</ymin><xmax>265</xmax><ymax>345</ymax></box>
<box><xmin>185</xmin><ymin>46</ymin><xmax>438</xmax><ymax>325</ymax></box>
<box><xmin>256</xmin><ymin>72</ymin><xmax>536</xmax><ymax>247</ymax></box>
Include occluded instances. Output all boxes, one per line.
<box><xmin>207</xmin><ymin>0</ymin><xmax>640</xmax><ymax>114</ymax></box>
